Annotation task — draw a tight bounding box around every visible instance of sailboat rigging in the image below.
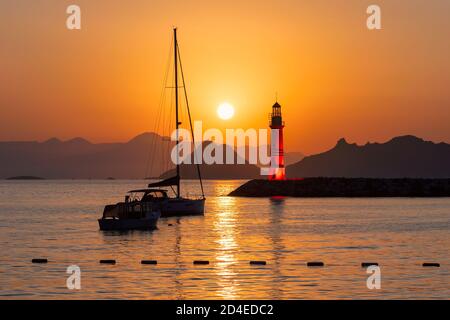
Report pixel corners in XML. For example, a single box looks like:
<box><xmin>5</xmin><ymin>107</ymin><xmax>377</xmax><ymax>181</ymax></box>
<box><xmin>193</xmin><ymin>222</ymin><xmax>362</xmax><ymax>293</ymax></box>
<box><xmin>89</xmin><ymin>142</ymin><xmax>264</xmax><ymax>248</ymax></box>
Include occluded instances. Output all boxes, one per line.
<box><xmin>97</xmin><ymin>29</ymin><xmax>206</xmax><ymax>230</ymax></box>
<box><xmin>145</xmin><ymin>28</ymin><xmax>206</xmax><ymax>216</ymax></box>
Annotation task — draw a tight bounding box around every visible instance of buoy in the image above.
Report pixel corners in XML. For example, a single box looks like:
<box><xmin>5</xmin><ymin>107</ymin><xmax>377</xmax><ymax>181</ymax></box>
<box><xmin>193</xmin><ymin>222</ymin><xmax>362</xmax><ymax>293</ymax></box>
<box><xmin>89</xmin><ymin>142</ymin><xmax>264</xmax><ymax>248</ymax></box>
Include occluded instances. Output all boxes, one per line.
<box><xmin>193</xmin><ymin>260</ymin><xmax>209</xmax><ymax>265</ymax></box>
<box><xmin>361</xmin><ymin>262</ymin><xmax>379</xmax><ymax>267</ymax></box>
<box><xmin>307</xmin><ymin>261</ymin><xmax>324</xmax><ymax>267</ymax></box>
<box><xmin>422</xmin><ymin>263</ymin><xmax>440</xmax><ymax>267</ymax></box>
<box><xmin>32</xmin><ymin>258</ymin><xmax>48</xmax><ymax>264</ymax></box>
<box><xmin>250</xmin><ymin>261</ymin><xmax>267</xmax><ymax>265</ymax></box>
<box><xmin>141</xmin><ymin>260</ymin><xmax>157</xmax><ymax>265</ymax></box>
<box><xmin>100</xmin><ymin>259</ymin><xmax>116</xmax><ymax>264</ymax></box>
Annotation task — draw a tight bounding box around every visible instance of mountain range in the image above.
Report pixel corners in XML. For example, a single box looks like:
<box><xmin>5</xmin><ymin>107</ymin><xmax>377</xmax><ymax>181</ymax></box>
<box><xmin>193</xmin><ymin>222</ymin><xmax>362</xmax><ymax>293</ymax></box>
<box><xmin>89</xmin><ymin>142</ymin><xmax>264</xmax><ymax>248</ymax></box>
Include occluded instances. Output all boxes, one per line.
<box><xmin>0</xmin><ymin>133</ymin><xmax>170</xmax><ymax>179</ymax></box>
<box><xmin>1</xmin><ymin>134</ymin><xmax>448</xmax><ymax>179</ymax></box>
<box><xmin>286</xmin><ymin>135</ymin><xmax>450</xmax><ymax>178</ymax></box>
<box><xmin>0</xmin><ymin>133</ymin><xmax>302</xmax><ymax>179</ymax></box>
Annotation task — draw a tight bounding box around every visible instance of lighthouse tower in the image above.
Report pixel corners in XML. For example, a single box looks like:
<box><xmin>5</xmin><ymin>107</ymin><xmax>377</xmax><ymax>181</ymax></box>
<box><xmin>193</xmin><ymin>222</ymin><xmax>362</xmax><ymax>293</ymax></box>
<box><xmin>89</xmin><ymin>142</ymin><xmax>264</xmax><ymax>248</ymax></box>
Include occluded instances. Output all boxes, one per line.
<box><xmin>269</xmin><ymin>101</ymin><xmax>286</xmax><ymax>180</ymax></box>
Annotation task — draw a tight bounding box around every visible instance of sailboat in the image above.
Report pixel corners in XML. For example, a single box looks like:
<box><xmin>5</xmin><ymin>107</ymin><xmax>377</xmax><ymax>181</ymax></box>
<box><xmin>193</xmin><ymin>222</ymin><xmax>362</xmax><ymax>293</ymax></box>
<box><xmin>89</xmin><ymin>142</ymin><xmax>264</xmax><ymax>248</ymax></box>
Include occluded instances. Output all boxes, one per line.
<box><xmin>98</xmin><ymin>200</ymin><xmax>160</xmax><ymax>231</ymax></box>
<box><xmin>145</xmin><ymin>28</ymin><xmax>206</xmax><ymax>217</ymax></box>
<box><xmin>109</xmin><ymin>28</ymin><xmax>205</xmax><ymax>219</ymax></box>
<box><xmin>98</xmin><ymin>29</ymin><xmax>204</xmax><ymax>229</ymax></box>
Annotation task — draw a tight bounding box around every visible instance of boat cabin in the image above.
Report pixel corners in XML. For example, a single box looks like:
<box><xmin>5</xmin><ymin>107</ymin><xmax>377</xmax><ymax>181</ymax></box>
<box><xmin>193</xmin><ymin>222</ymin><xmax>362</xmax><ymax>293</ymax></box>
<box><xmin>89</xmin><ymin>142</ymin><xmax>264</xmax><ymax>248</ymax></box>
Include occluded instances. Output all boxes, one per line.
<box><xmin>101</xmin><ymin>189</ymin><xmax>166</xmax><ymax>220</ymax></box>
<box><xmin>126</xmin><ymin>189</ymin><xmax>169</xmax><ymax>203</ymax></box>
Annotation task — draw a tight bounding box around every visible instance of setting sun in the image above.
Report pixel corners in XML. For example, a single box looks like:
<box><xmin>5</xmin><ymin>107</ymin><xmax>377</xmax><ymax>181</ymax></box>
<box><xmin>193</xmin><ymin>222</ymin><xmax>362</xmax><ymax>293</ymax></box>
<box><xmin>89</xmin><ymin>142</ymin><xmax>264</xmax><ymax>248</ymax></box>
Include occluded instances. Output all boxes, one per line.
<box><xmin>217</xmin><ymin>103</ymin><xmax>235</xmax><ymax>120</ymax></box>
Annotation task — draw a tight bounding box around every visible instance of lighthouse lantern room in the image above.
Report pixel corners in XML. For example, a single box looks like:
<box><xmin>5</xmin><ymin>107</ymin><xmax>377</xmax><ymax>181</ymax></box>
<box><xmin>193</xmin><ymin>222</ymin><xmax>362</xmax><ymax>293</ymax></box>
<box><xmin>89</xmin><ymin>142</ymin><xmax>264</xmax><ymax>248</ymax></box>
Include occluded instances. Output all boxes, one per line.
<box><xmin>269</xmin><ymin>102</ymin><xmax>286</xmax><ymax>180</ymax></box>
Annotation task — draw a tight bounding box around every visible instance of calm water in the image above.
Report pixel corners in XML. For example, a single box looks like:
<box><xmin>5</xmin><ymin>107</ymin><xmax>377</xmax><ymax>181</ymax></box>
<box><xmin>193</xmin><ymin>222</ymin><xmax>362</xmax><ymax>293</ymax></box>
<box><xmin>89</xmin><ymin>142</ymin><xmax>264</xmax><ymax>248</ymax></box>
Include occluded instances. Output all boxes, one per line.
<box><xmin>0</xmin><ymin>180</ymin><xmax>448</xmax><ymax>299</ymax></box>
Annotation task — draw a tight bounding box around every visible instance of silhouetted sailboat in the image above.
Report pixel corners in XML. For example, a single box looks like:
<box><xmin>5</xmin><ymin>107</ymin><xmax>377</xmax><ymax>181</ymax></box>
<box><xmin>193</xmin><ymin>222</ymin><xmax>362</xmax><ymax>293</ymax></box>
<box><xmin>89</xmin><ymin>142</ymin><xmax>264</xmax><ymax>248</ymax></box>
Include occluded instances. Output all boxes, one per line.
<box><xmin>146</xmin><ymin>28</ymin><xmax>206</xmax><ymax>217</ymax></box>
<box><xmin>98</xmin><ymin>200</ymin><xmax>160</xmax><ymax>231</ymax></box>
<box><xmin>98</xmin><ymin>29</ymin><xmax>204</xmax><ymax>229</ymax></box>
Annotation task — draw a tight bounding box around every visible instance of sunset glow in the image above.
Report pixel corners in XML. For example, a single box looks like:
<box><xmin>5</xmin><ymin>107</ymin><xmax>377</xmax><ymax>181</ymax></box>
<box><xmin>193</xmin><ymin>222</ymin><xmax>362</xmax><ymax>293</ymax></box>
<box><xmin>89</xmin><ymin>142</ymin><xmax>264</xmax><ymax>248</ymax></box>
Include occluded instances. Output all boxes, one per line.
<box><xmin>0</xmin><ymin>0</ymin><xmax>449</xmax><ymax>155</ymax></box>
<box><xmin>0</xmin><ymin>0</ymin><xmax>449</xmax><ymax>304</ymax></box>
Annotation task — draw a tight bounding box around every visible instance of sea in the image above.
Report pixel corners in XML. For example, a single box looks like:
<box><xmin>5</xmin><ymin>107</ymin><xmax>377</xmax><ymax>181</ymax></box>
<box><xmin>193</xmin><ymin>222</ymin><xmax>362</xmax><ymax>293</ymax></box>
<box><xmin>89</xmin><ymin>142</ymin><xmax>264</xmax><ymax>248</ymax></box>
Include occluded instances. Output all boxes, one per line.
<box><xmin>0</xmin><ymin>180</ymin><xmax>448</xmax><ymax>299</ymax></box>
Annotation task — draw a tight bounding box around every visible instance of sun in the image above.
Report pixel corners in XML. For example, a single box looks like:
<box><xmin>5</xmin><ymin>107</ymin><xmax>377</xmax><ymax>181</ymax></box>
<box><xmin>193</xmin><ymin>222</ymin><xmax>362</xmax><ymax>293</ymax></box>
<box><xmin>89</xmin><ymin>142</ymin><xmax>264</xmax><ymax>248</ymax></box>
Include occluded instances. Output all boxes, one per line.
<box><xmin>217</xmin><ymin>102</ymin><xmax>235</xmax><ymax>120</ymax></box>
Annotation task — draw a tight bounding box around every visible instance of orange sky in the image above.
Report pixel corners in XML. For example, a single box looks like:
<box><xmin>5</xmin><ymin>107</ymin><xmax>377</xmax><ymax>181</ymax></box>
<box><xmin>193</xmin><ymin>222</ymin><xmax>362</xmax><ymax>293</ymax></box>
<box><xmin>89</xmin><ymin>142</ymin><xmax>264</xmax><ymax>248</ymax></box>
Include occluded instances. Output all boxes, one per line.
<box><xmin>1</xmin><ymin>0</ymin><xmax>449</xmax><ymax>154</ymax></box>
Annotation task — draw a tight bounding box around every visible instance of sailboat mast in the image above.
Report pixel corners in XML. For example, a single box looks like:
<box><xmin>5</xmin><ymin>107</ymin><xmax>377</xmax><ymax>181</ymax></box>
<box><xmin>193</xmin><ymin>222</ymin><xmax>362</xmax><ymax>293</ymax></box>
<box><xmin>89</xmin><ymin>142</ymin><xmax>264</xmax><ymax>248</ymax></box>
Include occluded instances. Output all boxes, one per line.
<box><xmin>174</xmin><ymin>28</ymin><xmax>180</xmax><ymax>198</ymax></box>
<box><xmin>176</xmin><ymin>45</ymin><xmax>205</xmax><ymax>199</ymax></box>
<box><xmin>173</xmin><ymin>29</ymin><xmax>181</xmax><ymax>197</ymax></box>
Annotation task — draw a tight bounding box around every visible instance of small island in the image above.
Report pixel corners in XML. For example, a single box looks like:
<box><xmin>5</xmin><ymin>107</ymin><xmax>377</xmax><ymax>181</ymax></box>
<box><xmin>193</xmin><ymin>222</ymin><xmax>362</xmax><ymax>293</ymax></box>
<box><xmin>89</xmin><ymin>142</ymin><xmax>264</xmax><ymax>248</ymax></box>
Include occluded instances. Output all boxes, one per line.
<box><xmin>228</xmin><ymin>178</ymin><xmax>450</xmax><ymax>197</ymax></box>
<box><xmin>6</xmin><ymin>176</ymin><xmax>45</xmax><ymax>180</ymax></box>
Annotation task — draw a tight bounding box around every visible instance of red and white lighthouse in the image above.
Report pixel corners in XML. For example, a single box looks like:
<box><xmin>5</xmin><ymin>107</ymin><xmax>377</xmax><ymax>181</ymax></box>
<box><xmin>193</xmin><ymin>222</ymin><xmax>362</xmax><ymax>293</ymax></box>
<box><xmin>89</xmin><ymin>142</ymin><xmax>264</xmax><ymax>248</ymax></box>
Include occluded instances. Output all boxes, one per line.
<box><xmin>269</xmin><ymin>101</ymin><xmax>286</xmax><ymax>180</ymax></box>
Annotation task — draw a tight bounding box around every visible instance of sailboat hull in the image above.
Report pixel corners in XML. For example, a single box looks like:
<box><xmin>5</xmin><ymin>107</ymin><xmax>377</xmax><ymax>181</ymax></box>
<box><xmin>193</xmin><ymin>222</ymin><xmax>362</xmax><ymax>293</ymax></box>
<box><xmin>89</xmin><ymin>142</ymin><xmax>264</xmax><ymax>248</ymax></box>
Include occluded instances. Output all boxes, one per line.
<box><xmin>98</xmin><ymin>203</ymin><xmax>160</xmax><ymax>231</ymax></box>
<box><xmin>98</xmin><ymin>216</ymin><xmax>159</xmax><ymax>231</ymax></box>
<box><xmin>160</xmin><ymin>198</ymin><xmax>205</xmax><ymax>217</ymax></box>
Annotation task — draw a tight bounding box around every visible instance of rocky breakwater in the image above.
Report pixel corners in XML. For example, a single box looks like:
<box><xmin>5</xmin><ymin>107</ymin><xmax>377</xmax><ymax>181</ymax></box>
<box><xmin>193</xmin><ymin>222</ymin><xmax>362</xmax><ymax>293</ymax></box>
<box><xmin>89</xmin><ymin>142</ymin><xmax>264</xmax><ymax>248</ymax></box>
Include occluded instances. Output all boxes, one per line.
<box><xmin>228</xmin><ymin>178</ymin><xmax>450</xmax><ymax>197</ymax></box>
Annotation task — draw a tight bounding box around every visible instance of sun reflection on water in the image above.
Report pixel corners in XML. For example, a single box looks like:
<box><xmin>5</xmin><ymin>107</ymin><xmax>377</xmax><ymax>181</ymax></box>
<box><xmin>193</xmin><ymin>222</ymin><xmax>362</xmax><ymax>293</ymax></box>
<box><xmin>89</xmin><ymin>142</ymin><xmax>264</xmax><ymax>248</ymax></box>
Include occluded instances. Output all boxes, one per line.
<box><xmin>213</xmin><ymin>196</ymin><xmax>240</xmax><ymax>299</ymax></box>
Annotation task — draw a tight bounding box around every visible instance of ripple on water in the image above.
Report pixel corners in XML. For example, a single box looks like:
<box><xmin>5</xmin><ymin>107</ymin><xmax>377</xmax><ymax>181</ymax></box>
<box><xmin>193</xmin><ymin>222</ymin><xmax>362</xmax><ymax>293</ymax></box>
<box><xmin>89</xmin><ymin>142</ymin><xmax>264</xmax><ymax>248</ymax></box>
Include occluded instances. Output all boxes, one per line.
<box><xmin>0</xmin><ymin>180</ymin><xmax>449</xmax><ymax>299</ymax></box>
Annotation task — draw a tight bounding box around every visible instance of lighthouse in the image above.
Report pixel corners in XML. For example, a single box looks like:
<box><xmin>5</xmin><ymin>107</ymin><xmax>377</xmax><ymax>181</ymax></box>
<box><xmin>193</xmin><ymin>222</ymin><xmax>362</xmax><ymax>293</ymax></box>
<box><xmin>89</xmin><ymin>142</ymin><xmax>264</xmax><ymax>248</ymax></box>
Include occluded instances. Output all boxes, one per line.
<box><xmin>269</xmin><ymin>101</ymin><xmax>286</xmax><ymax>180</ymax></box>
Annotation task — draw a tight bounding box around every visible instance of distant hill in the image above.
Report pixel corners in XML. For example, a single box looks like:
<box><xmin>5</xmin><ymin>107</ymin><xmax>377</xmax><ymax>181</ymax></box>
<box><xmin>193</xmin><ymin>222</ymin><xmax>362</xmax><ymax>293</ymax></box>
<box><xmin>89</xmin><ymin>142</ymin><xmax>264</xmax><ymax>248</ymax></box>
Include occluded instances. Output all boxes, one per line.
<box><xmin>3</xmin><ymin>133</ymin><xmax>446</xmax><ymax>179</ymax></box>
<box><xmin>160</xmin><ymin>142</ymin><xmax>262</xmax><ymax>180</ymax></box>
<box><xmin>0</xmin><ymin>133</ymin><xmax>174</xmax><ymax>179</ymax></box>
<box><xmin>245</xmin><ymin>145</ymin><xmax>304</xmax><ymax>166</ymax></box>
<box><xmin>6</xmin><ymin>176</ymin><xmax>45</xmax><ymax>180</ymax></box>
<box><xmin>0</xmin><ymin>133</ymin><xmax>272</xmax><ymax>179</ymax></box>
<box><xmin>285</xmin><ymin>152</ymin><xmax>304</xmax><ymax>166</ymax></box>
<box><xmin>286</xmin><ymin>135</ymin><xmax>450</xmax><ymax>178</ymax></box>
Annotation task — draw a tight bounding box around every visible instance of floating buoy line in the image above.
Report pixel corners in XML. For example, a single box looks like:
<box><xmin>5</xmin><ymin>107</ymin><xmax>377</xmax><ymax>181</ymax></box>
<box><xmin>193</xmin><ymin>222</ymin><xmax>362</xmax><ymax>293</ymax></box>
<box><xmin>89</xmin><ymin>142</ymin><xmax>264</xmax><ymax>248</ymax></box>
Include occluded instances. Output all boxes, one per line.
<box><xmin>29</xmin><ymin>258</ymin><xmax>442</xmax><ymax>268</ymax></box>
